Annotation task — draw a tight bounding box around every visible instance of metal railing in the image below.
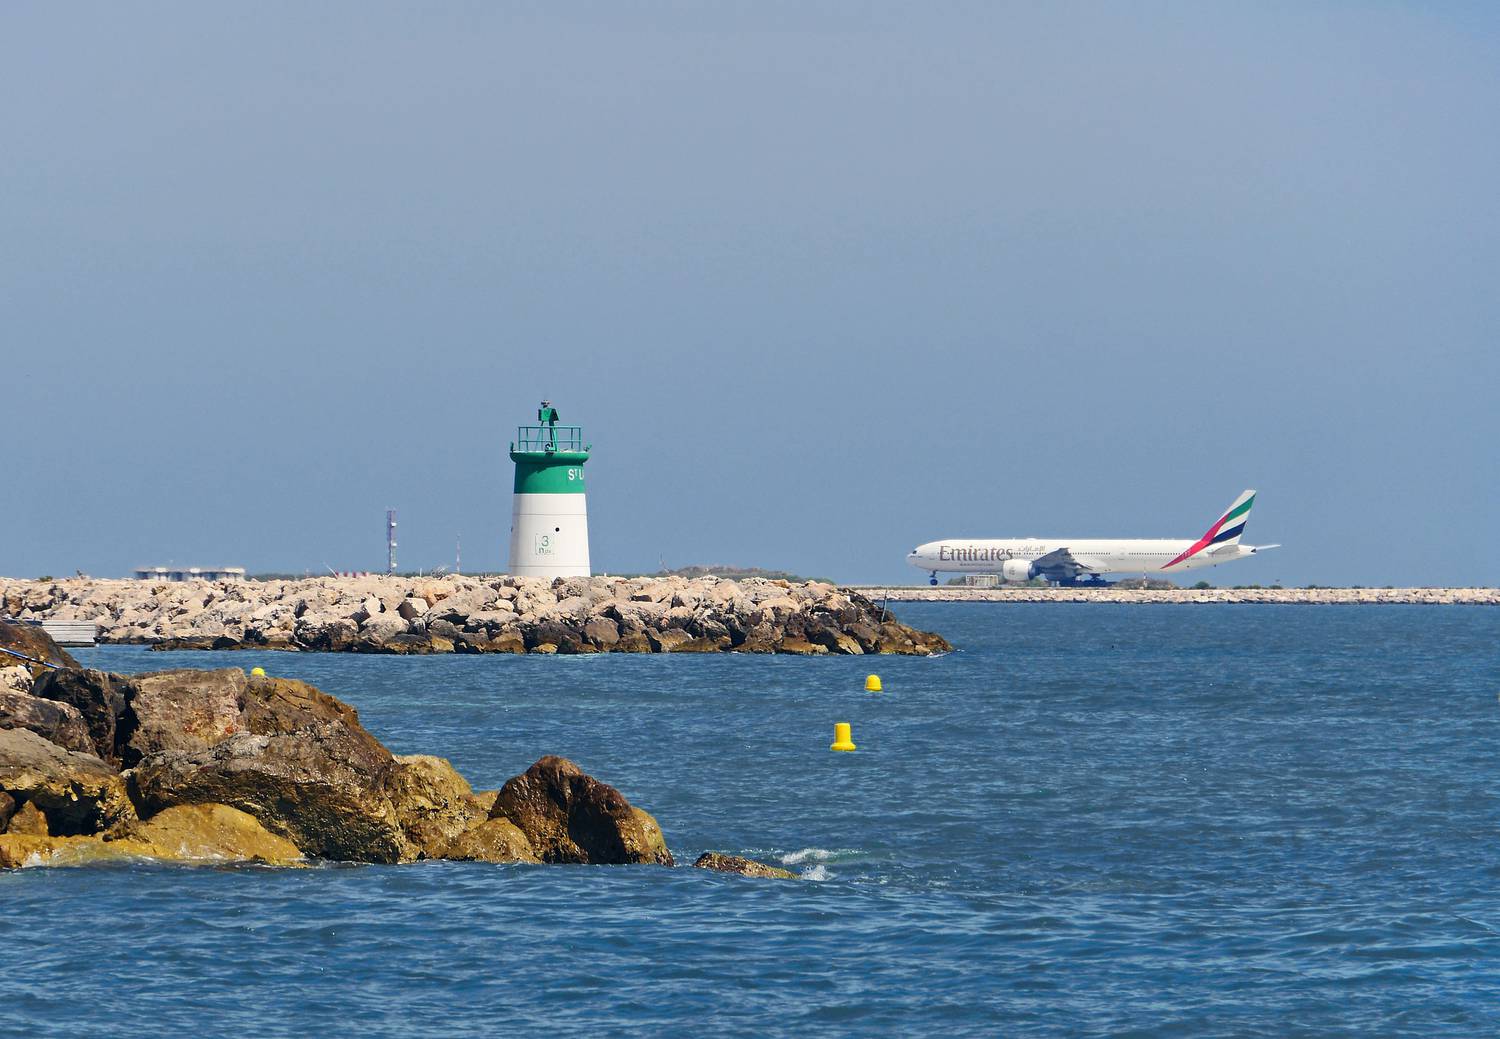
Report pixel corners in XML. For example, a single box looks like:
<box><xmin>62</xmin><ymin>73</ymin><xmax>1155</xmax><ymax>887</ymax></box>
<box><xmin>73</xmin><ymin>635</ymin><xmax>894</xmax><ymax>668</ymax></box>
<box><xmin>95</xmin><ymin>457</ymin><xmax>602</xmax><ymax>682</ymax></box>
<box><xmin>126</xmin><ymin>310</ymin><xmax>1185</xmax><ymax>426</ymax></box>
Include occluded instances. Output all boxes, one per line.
<box><xmin>513</xmin><ymin>425</ymin><xmax>587</xmax><ymax>453</ymax></box>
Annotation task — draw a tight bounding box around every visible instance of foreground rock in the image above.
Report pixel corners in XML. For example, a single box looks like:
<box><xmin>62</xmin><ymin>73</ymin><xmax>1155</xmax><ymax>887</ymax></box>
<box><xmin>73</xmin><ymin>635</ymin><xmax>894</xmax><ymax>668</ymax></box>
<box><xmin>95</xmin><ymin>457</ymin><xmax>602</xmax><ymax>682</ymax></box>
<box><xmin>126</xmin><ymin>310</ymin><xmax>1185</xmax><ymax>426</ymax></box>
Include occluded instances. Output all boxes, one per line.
<box><xmin>3</xmin><ymin>666</ymin><xmax>676</xmax><ymax>870</ymax></box>
<box><xmin>0</xmin><ymin>803</ymin><xmax>303</xmax><ymax>868</ymax></box>
<box><xmin>2</xmin><ymin>575</ymin><xmax>951</xmax><ymax>655</ymax></box>
<box><xmin>693</xmin><ymin>852</ymin><xmax>796</xmax><ymax>879</ymax></box>
<box><xmin>0</xmin><ymin>618</ymin><xmax>79</xmax><ymax>677</ymax></box>
<box><xmin>0</xmin><ymin>728</ymin><xmax>136</xmax><ymax>835</ymax></box>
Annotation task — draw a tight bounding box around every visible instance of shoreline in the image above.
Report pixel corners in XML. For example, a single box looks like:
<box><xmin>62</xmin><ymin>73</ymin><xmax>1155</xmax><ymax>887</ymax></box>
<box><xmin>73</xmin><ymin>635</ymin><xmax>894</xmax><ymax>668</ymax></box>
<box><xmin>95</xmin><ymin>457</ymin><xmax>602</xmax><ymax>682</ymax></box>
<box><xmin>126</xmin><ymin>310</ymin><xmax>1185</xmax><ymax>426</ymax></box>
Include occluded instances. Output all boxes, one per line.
<box><xmin>851</xmin><ymin>586</ymin><xmax>1499</xmax><ymax>605</ymax></box>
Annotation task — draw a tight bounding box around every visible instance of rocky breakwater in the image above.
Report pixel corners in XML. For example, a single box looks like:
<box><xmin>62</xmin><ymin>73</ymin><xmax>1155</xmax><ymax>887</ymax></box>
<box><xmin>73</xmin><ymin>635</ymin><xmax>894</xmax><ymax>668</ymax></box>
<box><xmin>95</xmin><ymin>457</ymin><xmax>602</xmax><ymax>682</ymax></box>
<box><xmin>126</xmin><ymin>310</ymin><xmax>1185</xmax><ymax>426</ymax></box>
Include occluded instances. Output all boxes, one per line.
<box><xmin>859</xmin><ymin>586</ymin><xmax>1500</xmax><ymax>605</ymax></box>
<box><xmin>0</xmin><ymin>620</ymin><xmax>677</xmax><ymax>869</ymax></box>
<box><xmin>0</xmin><ymin>575</ymin><xmax>951</xmax><ymax>656</ymax></box>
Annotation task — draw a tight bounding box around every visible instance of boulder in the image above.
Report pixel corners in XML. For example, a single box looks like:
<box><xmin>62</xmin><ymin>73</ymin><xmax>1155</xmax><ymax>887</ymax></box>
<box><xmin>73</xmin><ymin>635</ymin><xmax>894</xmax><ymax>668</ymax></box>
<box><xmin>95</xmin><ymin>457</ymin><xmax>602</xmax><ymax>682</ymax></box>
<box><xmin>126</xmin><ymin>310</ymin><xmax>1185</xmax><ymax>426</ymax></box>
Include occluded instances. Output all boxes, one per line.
<box><xmin>386</xmin><ymin>754</ymin><xmax>487</xmax><ymax>858</ymax></box>
<box><xmin>0</xmin><ymin>619</ymin><xmax>79</xmax><ymax>678</ymax></box>
<box><xmin>105</xmin><ymin>803</ymin><xmax>303</xmax><ymax>865</ymax></box>
<box><xmin>692</xmin><ymin>851</ymin><xmax>797</xmax><ymax>879</ymax></box>
<box><xmin>0</xmin><ymin>690</ymin><xmax>95</xmax><ymax>755</ymax></box>
<box><xmin>6</xmin><ymin>798</ymin><xmax>50</xmax><ymax>836</ymax></box>
<box><xmin>439</xmin><ymin>818</ymin><xmax>541</xmax><ymax>864</ymax></box>
<box><xmin>0</xmin><ymin>665</ymin><xmax>33</xmax><ymax>695</ymax></box>
<box><xmin>128</xmin><ymin>725</ymin><xmax>408</xmax><ymax>862</ymax></box>
<box><xmin>0</xmin><ymin>727</ymin><xmax>135</xmax><ymax>835</ymax></box>
<box><xmin>490</xmin><ymin>756</ymin><xmax>673</xmax><ymax>866</ymax></box>
<box><xmin>0</xmin><ymin>790</ymin><xmax>12</xmax><ymax>831</ymax></box>
<box><xmin>581</xmin><ymin>616</ymin><xmax>620</xmax><ymax>647</ymax></box>
<box><xmin>29</xmin><ymin>668</ymin><xmax>134</xmax><ymax>765</ymax></box>
<box><xmin>125</xmin><ymin>668</ymin><xmax>247</xmax><ymax>765</ymax></box>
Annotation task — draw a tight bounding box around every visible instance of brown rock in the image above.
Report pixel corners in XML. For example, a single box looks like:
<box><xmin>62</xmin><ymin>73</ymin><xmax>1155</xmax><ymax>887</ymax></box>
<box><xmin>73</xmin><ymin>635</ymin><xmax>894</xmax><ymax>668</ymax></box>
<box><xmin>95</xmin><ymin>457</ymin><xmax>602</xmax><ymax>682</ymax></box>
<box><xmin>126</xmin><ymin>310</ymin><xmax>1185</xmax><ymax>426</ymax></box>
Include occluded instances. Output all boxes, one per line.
<box><xmin>6</xmin><ymin>798</ymin><xmax>50</xmax><ymax>836</ymax></box>
<box><xmin>582</xmin><ymin>616</ymin><xmax>620</xmax><ymax>647</ymax></box>
<box><xmin>439</xmin><ymin>818</ymin><xmax>541</xmax><ymax>863</ymax></box>
<box><xmin>490</xmin><ymin>756</ymin><xmax>673</xmax><ymax>866</ymax></box>
<box><xmin>29</xmin><ymin>668</ymin><xmax>134</xmax><ymax>764</ymax></box>
<box><xmin>0</xmin><ymin>790</ymin><xmax>13</xmax><ymax>831</ymax></box>
<box><xmin>128</xmin><ymin>724</ymin><xmax>407</xmax><ymax>863</ymax></box>
<box><xmin>0</xmin><ymin>727</ymin><xmax>135</xmax><ymax>835</ymax></box>
<box><xmin>0</xmin><ymin>690</ymin><xmax>96</xmax><ymax>755</ymax></box>
<box><xmin>125</xmin><ymin>668</ymin><xmax>247</xmax><ymax>765</ymax></box>
<box><xmin>692</xmin><ymin>851</ymin><xmax>797</xmax><ymax>879</ymax></box>
<box><xmin>0</xmin><ymin>619</ymin><xmax>80</xmax><ymax>678</ymax></box>
<box><xmin>386</xmin><ymin>754</ymin><xmax>486</xmax><ymax>858</ymax></box>
<box><xmin>648</xmin><ymin>628</ymin><xmax>694</xmax><ymax>653</ymax></box>
<box><xmin>105</xmin><ymin>803</ymin><xmax>303</xmax><ymax>865</ymax></box>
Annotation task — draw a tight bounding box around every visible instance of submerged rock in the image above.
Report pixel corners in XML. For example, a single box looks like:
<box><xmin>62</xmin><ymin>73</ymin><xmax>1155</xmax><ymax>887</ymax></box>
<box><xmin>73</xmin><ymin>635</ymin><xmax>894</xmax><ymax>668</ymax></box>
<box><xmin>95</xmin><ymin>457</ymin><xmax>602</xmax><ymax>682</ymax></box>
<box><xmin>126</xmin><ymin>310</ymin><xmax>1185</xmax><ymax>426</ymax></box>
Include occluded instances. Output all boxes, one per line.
<box><xmin>692</xmin><ymin>852</ymin><xmax>797</xmax><ymax>879</ymax></box>
<box><xmin>490</xmin><ymin>756</ymin><xmax>674</xmax><ymax>866</ymax></box>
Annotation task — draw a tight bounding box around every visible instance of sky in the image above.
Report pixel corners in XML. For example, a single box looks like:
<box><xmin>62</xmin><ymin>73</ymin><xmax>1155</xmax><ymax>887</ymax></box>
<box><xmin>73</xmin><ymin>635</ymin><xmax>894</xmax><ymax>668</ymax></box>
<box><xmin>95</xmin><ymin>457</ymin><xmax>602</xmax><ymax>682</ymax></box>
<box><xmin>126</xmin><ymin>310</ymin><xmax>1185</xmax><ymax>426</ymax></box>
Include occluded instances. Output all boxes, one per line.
<box><xmin>3</xmin><ymin>2</ymin><xmax>1497</xmax><ymax>586</ymax></box>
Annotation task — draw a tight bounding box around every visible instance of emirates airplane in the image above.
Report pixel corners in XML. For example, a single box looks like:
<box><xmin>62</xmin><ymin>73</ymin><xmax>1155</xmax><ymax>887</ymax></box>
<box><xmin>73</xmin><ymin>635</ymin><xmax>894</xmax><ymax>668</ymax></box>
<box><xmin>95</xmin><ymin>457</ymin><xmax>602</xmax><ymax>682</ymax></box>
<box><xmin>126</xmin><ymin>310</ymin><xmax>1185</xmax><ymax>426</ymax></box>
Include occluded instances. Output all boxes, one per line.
<box><xmin>907</xmin><ymin>490</ymin><xmax>1279</xmax><ymax>586</ymax></box>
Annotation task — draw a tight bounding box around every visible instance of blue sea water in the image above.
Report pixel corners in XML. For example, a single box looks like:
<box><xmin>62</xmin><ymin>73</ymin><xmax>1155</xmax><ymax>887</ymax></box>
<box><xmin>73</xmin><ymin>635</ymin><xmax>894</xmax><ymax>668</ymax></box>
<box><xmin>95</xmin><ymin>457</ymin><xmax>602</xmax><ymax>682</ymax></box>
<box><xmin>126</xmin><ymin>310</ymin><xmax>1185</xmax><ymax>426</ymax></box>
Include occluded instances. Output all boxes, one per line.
<box><xmin>3</xmin><ymin>604</ymin><xmax>1498</xmax><ymax>1037</ymax></box>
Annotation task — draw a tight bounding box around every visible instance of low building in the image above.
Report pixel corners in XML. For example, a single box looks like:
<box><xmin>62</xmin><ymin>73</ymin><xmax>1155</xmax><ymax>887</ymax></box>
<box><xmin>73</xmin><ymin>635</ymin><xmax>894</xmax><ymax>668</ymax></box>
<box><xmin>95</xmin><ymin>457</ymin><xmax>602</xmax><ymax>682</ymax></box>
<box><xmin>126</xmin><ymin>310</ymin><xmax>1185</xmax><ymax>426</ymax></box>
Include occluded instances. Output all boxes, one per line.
<box><xmin>133</xmin><ymin>566</ymin><xmax>247</xmax><ymax>582</ymax></box>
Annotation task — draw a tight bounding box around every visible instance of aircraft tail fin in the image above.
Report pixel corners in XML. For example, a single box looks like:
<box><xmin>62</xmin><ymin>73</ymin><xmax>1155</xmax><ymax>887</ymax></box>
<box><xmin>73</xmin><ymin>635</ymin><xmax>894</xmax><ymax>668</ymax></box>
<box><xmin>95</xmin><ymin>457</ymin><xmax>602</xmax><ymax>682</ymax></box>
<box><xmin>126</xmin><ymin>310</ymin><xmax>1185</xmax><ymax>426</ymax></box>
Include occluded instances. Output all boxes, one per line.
<box><xmin>1206</xmin><ymin>489</ymin><xmax>1255</xmax><ymax>546</ymax></box>
<box><xmin>1163</xmin><ymin>489</ymin><xmax>1256</xmax><ymax>569</ymax></box>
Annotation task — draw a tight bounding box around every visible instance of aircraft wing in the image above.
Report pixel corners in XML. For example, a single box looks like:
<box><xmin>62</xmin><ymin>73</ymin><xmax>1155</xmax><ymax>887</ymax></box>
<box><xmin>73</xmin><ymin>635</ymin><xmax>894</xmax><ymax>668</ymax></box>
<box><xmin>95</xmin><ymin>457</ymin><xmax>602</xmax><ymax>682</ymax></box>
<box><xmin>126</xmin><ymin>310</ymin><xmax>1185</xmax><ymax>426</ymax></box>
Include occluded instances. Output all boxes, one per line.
<box><xmin>1030</xmin><ymin>547</ymin><xmax>1086</xmax><ymax>580</ymax></box>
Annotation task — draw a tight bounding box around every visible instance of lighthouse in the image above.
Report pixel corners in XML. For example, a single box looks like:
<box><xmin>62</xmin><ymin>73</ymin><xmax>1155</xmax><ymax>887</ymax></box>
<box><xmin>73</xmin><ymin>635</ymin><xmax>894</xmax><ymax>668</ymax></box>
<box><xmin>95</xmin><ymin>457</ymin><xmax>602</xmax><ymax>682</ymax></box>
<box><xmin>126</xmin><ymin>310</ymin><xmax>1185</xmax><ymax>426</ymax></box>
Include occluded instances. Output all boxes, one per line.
<box><xmin>507</xmin><ymin>400</ymin><xmax>591</xmax><ymax>578</ymax></box>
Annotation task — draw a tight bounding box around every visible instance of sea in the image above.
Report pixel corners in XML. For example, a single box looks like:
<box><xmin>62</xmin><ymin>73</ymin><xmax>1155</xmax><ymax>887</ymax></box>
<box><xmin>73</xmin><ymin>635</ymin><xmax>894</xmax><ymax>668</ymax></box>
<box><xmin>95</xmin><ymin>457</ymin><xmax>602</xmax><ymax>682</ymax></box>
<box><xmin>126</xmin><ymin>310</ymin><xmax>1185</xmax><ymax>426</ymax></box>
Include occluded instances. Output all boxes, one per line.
<box><xmin>3</xmin><ymin>604</ymin><xmax>1497</xmax><ymax>1037</ymax></box>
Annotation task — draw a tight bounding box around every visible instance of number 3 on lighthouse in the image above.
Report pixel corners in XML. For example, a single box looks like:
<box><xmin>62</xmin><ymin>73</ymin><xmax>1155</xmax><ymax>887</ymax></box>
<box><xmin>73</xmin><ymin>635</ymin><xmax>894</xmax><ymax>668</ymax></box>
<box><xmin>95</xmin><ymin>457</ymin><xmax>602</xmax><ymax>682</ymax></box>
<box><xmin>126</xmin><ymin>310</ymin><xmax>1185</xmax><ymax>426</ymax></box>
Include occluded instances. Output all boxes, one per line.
<box><xmin>534</xmin><ymin>533</ymin><xmax>553</xmax><ymax>556</ymax></box>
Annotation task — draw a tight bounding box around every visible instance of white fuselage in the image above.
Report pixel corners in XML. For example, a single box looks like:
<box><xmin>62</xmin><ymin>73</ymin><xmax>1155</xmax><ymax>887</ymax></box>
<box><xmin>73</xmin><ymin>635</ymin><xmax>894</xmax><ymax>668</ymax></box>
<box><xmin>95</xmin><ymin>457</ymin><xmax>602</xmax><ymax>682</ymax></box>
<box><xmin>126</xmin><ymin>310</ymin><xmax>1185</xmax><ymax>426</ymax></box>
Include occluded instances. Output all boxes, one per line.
<box><xmin>908</xmin><ymin>538</ymin><xmax>1258</xmax><ymax>577</ymax></box>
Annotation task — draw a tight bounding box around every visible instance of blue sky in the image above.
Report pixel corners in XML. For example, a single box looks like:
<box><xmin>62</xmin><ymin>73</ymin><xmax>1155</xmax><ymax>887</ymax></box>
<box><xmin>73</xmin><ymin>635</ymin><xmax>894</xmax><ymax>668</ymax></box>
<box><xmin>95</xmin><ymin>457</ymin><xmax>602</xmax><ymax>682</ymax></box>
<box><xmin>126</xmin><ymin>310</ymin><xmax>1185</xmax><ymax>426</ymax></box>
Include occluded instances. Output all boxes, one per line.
<box><xmin>3</xmin><ymin>3</ymin><xmax>1496</xmax><ymax>585</ymax></box>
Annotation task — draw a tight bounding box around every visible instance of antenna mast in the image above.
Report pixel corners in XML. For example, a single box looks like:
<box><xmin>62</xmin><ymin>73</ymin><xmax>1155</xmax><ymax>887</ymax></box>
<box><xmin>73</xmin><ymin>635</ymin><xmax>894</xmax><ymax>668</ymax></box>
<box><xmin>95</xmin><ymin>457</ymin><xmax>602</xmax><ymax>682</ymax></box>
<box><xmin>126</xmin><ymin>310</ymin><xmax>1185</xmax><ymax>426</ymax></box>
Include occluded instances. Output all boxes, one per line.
<box><xmin>386</xmin><ymin>508</ymin><xmax>398</xmax><ymax>574</ymax></box>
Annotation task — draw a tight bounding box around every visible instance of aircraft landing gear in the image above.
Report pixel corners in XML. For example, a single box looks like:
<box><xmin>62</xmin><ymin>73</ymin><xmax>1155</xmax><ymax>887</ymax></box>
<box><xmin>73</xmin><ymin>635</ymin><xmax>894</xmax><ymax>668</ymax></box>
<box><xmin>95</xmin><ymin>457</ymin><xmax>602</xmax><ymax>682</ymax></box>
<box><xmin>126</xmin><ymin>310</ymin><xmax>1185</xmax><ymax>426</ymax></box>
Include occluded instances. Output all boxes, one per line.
<box><xmin>929</xmin><ymin>572</ymin><xmax>939</xmax><ymax>586</ymax></box>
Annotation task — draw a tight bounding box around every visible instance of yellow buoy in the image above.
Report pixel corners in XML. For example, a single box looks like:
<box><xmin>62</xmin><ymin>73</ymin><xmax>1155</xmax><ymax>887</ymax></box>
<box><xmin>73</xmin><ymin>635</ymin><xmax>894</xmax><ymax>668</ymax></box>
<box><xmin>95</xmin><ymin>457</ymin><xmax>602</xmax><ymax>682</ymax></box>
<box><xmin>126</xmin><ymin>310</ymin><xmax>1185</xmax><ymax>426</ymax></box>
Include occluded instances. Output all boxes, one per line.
<box><xmin>250</xmin><ymin>667</ymin><xmax>266</xmax><ymax>677</ymax></box>
<box><xmin>830</xmin><ymin>722</ymin><xmax>856</xmax><ymax>752</ymax></box>
<box><xmin>865</xmin><ymin>673</ymin><xmax>882</xmax><ymax>692</ymax></box>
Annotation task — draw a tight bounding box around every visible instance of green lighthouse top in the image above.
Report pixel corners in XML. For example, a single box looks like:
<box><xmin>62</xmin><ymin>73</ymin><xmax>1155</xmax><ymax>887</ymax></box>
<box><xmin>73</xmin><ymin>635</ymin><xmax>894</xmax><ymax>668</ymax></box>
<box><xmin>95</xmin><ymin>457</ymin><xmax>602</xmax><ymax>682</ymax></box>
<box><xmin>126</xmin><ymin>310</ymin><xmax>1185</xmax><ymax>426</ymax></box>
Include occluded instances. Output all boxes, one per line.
<box><xmin>510</xmin><ymin>399</ymin><xmax>590</xmax><ymax>480</ymax></box>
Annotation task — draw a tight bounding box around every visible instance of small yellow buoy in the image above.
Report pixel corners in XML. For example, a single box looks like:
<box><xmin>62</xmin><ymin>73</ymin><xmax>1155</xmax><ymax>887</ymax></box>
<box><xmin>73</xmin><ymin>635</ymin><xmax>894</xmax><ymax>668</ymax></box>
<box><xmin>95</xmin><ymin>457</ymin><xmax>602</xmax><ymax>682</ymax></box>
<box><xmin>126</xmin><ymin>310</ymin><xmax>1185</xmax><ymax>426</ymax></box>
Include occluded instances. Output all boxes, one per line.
<box><xmin>831</xmin><ymin>722</ymin><xmax>856</xmax><ymax>752</ymax></box>
<box><xmin>865</xmin><ymin>674</ymin><xmax>882</xmax><ymax>692</ymax></box>
<box><xmin>250</xmin><ymin>667</ymin><xmax>266</xmax><ymax>677</ymax></box>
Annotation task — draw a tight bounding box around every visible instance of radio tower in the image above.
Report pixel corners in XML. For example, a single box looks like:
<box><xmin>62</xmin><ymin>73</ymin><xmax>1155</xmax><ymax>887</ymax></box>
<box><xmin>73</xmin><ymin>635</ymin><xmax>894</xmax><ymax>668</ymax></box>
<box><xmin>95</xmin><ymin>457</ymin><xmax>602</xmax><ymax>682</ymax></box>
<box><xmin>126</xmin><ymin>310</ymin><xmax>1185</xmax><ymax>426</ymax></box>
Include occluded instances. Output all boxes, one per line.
<box><xmin>386</xmin><ymin>508</ymin><xmax>398</xmax><ymax>574</ymax></box>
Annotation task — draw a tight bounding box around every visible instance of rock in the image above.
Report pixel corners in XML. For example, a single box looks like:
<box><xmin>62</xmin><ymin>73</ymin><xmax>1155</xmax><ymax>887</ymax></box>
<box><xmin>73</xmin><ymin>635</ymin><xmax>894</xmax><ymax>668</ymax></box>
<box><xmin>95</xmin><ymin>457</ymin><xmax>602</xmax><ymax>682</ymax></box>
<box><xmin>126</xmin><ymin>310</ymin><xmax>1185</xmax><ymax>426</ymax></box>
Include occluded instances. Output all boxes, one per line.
<box><xmin>386</xmin><ymin>754</ymin><xmax>486</xmax><ymax>858</ymax></box>
<box><xmin>0</xmin><ymin>690</ymin><xmax>95</xmax><ymax>755</ymax></box>
<box><xmin>0</xmin><ymin>618</ymin><xmax>80</xmax><ymax>678</ymax></box>
<box><xmin>648</xmin><ymin>628</ymin><xmax>694</xmax><ymax>653</ymax></box>
<box><xmin>439</xmin><ymin>818</ymin><xmax>541</xmax><ymax>863</ymax></box>
<box><xmin>6</xmin><ymin>798</ymin><xmax>50</xmax><ymax>836</ymax></box>
<box><xmin>582</xmin><ymin>616</ymin><xmax>620</xmax><ymax>647</ymax></box>
<box><xmin>105</xmin><ymin>803</ymin><xmax>303</xmax><ymax>865</ymax></box>
<box><xmin>0</xmin><ymin>790</ymin><xmax>12</xmax><ymax>831</ymax></box>
<box><xmin>0</xmin><ymin>727</ymin><xmax>135</xmax><ymax>835</ymax></box>
<box><xmin>125</xmin><ymin>668</ymin><xmax>247</xmax><ymax>765</ymax></box>
<box><xmin>490</xmin><ymin>756</ymin><xmax>673</xmax><ymax>866</ymax></box>
<box><xmin>692</xmin><ymin>851</ymin><xmax>797</xmax><ymax>879</ymax></box>
<box><xmin>128</xmin><ymin>725</ymin><xmax>408</xmax><ymax>862</ymax></box>
<box><xmin>396</xmin><ymin>597</ymin><xmax>426</xmax><ymax>621</ymax></box>
<box><xmin>29</xmin><ymin>668</ymin><xmax>134</xmax><ymax>765</ymax></box>
<box><xmin>358</xmin><ymin>614</ymin><xmax>408</xmax><ymax>643</ymax></box>
<box><xmin>0</xmin><ymin>665</ymin><xmax>33</xmax><ymax>695</ymax></box>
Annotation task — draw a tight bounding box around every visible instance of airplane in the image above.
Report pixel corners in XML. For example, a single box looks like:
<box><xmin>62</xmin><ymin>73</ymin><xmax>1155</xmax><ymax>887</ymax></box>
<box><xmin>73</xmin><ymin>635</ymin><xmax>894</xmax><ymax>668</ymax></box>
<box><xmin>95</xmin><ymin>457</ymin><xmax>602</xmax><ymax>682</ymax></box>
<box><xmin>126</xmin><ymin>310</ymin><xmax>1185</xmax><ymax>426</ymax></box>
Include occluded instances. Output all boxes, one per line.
<box><xmin>907</xmin><ymin>489</ymin><xmax>1280</xmax><ymax>586</ymax></box>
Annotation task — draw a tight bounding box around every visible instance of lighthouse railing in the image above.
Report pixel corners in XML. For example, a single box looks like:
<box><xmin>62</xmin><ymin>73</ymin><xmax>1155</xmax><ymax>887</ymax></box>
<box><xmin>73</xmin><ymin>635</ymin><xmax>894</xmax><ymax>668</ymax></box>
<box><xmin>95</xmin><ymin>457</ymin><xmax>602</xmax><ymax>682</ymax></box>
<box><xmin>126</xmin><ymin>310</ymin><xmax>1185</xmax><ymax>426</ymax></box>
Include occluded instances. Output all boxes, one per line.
<box><xmin>513</xmin><ymin>425</ymin><xmax>586</xmax><ymax>453</ymax></box>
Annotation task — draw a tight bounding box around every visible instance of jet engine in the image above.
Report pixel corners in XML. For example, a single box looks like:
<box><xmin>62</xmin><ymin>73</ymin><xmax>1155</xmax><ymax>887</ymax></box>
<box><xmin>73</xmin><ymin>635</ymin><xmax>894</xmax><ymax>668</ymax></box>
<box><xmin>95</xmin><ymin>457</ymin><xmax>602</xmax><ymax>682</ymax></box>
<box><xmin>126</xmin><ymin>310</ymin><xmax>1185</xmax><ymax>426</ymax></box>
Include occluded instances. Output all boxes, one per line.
<box><xmin>1000</xmin><ymin>559</ymin><xmax>1036</xmax><ymax>583</ymax></box>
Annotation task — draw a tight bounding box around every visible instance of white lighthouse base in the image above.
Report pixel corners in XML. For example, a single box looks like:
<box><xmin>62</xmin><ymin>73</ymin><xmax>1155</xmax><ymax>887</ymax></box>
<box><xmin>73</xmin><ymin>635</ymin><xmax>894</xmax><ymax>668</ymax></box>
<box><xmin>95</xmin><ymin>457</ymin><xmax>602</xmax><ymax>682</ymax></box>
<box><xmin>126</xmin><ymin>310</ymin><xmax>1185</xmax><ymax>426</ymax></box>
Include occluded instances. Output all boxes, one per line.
<box><xmin>508</xmin><ymin>493</ymin><xmax>591</xmax><ymax>578</ymax></box>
